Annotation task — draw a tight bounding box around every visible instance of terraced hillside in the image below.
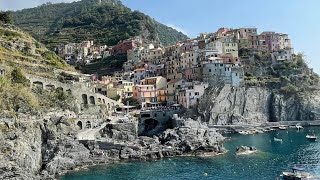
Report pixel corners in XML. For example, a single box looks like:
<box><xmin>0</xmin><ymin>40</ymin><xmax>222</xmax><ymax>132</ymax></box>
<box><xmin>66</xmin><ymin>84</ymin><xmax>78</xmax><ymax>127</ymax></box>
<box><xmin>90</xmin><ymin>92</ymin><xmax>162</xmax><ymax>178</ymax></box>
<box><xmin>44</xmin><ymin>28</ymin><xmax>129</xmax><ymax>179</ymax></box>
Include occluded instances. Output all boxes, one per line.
<box><xmin>13</xmin><ymin>0</ymin><xmax>188</xmax><ymax>49</ymax></box>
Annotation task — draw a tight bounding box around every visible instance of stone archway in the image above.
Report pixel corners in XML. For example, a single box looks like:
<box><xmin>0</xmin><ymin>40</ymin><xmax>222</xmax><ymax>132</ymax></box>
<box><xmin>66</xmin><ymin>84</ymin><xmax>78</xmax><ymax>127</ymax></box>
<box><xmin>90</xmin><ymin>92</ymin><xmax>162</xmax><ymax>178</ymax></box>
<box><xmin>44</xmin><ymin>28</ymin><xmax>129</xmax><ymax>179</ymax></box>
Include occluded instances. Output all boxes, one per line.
<box><xmin>45</xmin><ymin>84</ymin><xmax>55</xmax><ymax>91</ymax></box>
<box><xmin>32</xmin><ymin>81</ymin><xmax>43</xmax><ymax>89</ymax></box>
<box><xmin>86</xmin><ymin>121</ymin><xmax>91</xmax><ymax>129</ymax></box>
<box><xmin>77</xmin><ymin>121</ymin><xmax>83</xmax><ymax>130</ymax></box>
<box><xmin>89</xmin><ymin>96</ymin><xmax>95</xmax><ymax>105</ymax></box>
<box><xmin>82</xmin><ymin>94</ymin><xmax>88</xmax><ymax>105</ymax></box>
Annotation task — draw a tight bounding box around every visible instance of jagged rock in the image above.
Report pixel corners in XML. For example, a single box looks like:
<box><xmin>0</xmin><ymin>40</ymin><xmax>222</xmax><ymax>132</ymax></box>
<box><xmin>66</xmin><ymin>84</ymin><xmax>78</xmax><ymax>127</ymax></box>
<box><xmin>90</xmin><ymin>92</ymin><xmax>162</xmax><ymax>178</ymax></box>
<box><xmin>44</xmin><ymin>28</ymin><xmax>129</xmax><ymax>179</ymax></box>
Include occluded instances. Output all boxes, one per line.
<box><xmin>198</xmin><ymin>85</ymin><xmax>320</xmax><ymax>124</ymax></box>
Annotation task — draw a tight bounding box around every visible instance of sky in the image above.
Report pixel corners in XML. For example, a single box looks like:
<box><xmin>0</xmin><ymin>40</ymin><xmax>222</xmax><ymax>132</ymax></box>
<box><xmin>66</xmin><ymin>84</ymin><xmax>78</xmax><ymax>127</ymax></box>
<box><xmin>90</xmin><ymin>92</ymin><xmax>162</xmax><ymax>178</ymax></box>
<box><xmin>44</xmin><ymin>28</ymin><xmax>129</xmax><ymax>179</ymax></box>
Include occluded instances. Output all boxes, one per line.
<box><xmin>1</xmin><ymin>0</ymin><xmax>320</xmax><ymax>74</ymax></box>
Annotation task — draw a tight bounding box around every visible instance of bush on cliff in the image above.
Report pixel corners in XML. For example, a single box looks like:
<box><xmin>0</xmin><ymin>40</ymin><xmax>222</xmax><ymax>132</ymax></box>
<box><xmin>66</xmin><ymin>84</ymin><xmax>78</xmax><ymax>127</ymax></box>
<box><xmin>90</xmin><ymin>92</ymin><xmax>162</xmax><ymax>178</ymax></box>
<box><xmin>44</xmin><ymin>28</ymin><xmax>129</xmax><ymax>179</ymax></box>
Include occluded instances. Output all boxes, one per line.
<box><xmin>11</xmin><ymin>68</ymin><xmax>29</xmax><ymax>86</ymax></box>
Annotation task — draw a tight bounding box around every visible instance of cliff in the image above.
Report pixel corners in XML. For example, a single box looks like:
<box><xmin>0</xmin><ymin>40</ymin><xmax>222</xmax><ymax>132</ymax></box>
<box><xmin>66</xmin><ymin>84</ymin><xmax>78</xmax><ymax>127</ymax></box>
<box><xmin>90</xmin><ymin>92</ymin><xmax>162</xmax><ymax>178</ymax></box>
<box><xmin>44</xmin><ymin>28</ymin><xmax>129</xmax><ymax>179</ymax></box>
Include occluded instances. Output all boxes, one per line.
<box><xmin>198</xmin><ymin>85</ymin><xmax>320</xmax><ymax>125</ymax></box>
<box><xmin>0</xmin><ymin>113</ymin><xmax>224</xmax><ymax>179</ymax></box>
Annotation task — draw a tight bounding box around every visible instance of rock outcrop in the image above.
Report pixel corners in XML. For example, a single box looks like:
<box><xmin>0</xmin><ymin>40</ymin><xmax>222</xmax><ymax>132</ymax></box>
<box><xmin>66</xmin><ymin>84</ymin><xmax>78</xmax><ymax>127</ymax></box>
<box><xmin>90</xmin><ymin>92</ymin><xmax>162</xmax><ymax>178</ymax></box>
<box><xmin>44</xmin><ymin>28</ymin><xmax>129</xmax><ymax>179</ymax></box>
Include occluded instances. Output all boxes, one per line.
<box><xmin>198</xmin><ymin>85</ymin><xmax>320</xmax><ymax>125</ymax></box>
<box><xmin>0</xmin><ymin>113</ymin><xmax>225</xmax><ymax>180</ymax></box>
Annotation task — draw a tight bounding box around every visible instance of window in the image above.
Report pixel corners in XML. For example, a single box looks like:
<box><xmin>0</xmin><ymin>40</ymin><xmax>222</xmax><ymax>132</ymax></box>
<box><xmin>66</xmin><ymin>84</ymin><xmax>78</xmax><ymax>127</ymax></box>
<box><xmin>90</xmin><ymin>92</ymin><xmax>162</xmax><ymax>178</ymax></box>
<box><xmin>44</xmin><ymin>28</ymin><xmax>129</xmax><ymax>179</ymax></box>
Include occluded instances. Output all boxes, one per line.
<box><xmin>154</xmin><ymin>113</ymin><xmax>157</xmax><ymax>117</ymax></box>
<box><xmin>209</xmin><ymin>69</ymin><xmax>211</xmax><ymax>72</ymax></box>
<box><xmin>195</xmin><ymin>92</ymin><xmax>199</xmax><ymax>95</ymax></box>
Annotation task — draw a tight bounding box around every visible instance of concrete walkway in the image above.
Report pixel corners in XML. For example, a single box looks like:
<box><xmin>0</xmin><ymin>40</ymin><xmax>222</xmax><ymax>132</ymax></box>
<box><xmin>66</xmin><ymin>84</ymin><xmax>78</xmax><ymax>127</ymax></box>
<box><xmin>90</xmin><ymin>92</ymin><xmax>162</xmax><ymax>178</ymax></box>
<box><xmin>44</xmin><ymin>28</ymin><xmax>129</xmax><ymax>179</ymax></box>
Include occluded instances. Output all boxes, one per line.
<box><xmin>77</xmin><ymin>122</ymin><xmax>107</xmax><ymax>140</ymax></box>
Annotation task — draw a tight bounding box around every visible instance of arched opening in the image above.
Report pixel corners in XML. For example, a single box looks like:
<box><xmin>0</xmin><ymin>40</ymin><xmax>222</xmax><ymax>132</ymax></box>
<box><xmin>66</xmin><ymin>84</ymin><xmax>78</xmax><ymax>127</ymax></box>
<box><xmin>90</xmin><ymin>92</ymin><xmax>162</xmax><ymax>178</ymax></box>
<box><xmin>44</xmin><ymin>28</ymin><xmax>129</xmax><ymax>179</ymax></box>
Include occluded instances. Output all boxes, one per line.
<box><xmin>107</xmin><ymin>103</ymin><xmax>110</xmax><ymax>109</ymax></box>
<box><xmin>82</xmin><ymin>94</ymin><xmax>88</xmax><ymax>105</ymax></box>
<box><xmin>45</xmin><ymin>84</ymin><xmax>55</xmax><ymax>91</ymax></box>
<box><xmin>86</xmin><ymin>121</ymin><xmax>91</xmax><ymax>129</ymax></box>
<box><xmin>77</xmin><ymin>121</ymin><xmax>83</xmax><ymax>130</ymax></box>
<box><xmin>89</xmin><ymin>96</ymin><xmax>95</xmax><ymax>105</ymax></box>
<box><xmin>98</xmin><ymin>98</ymin><xmax>101</xmax><ymax>103</ymax></box>
<box><xmin>66</xmin><ymin>89</ymin><xmax>72</xmax><ymax>94</ymax></box>
<box><xmin>144</xmin><ymin>119</ymin><xmax>159</xmax><ymax>133</ymax></box>
<box><xmin>32</xmin><ymin>81</ymin><xmax>43</xmax><ymax>89</ymax></box>
<box><xmin>56</xmin><ymin>87</ymin><xmax>64</xmax><ymax>92</ymax></box>
<box><xmin>103</xmin><ymin>99</ymin><xmax>106</xmax><ymax>104</ymax></box>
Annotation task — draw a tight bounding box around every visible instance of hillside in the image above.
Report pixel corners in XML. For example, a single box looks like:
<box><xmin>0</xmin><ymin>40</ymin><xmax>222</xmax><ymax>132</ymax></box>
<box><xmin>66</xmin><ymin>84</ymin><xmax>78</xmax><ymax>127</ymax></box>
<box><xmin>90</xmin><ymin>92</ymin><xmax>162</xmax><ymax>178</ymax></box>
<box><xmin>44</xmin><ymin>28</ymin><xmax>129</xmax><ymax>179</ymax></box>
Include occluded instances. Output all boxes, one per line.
<box><xmin>12</xmin><ymin>0</ymin><xmax>188</xmax><ymax>50</ymax></box>
<box><xmin>0</xmin><ymin>23</ymin><xmax>76</xmax><ymax>117</ymax></box>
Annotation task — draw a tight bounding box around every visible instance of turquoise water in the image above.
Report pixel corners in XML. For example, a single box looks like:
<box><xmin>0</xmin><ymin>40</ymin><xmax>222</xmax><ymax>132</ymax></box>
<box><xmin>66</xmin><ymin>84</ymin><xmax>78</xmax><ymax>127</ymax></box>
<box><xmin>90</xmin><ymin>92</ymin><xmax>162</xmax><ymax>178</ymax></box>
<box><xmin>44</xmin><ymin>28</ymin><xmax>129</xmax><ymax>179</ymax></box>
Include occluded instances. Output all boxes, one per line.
<box><xmin>61</xmin><ymin>127</ymin><xmax>320</xmax><ymax>180</ymax></box>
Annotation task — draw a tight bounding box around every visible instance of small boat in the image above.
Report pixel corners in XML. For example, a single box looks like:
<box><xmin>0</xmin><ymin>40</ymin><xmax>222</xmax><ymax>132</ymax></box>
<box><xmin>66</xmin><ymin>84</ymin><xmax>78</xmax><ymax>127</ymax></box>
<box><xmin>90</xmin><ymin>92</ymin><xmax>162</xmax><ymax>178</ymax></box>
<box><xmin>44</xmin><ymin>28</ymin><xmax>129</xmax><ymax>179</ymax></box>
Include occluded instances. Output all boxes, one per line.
<box><xmin>306</xmin><ymin>134</ymin><xmax>317</xmax><ymax>141</ymax></box>
<box><xmin>296</xmin><ymin>124</ymin><xmax>303</xmax><ymax>130</ymax></box>
<box><xmin>282</xmin><ymin>166</ymin><xmax>313</xmax><ymax>180</ymax></box>
<box><xmin>274</xmin><ymin>137</ymin><xmax>283</xmax><ymax>142</ymax></box>
<box><xmin>279</xmin><ymin>126</ymin><xmax>288</xmax><ymax>130</ymax></box>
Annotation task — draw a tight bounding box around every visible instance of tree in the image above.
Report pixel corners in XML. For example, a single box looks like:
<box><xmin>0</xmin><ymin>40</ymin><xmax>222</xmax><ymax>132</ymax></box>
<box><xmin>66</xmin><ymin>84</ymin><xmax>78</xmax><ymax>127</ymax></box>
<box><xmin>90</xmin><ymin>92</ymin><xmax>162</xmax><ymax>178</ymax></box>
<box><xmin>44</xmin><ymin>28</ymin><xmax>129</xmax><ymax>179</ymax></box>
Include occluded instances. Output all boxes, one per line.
<box><xmin>0</xmin><ymin>11</ymin><xmax>12</xmax><ymax>24</ymax></box>
<box><xmin>122</xmin><ymin>97</ymin><xmax>140</xmax><ymax>107</ymax></box>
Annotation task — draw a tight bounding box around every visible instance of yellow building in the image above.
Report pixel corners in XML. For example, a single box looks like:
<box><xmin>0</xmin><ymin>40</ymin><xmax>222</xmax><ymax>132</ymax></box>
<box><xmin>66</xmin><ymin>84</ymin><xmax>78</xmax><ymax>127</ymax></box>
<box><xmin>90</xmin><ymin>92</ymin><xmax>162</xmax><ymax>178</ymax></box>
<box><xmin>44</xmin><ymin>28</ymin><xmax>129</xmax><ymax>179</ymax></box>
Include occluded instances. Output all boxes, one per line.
<box><xmin>122</xmin><ymin>81</ymin><xmax>134</xmax><ymax>98</ymax></box>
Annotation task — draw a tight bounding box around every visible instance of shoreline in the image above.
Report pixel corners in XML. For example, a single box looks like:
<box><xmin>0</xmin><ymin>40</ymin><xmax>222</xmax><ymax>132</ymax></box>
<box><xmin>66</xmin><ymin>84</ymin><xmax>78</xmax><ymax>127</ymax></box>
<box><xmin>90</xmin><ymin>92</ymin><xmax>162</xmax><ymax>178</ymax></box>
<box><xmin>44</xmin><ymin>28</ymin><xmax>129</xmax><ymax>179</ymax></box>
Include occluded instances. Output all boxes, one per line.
<box><xmin>58</xmin><ymin>150</ymin><xmax>227</xmax><ymax>179</ymax></box>
<box><xmin>59</xmin><ymin>121</ymin><xmax>319</xmax><ymax>179</ymax></box>
<box><xmin>210</xmin><ymin>120</ymin><xmax>320</xmax><ymax>135</ymax></box>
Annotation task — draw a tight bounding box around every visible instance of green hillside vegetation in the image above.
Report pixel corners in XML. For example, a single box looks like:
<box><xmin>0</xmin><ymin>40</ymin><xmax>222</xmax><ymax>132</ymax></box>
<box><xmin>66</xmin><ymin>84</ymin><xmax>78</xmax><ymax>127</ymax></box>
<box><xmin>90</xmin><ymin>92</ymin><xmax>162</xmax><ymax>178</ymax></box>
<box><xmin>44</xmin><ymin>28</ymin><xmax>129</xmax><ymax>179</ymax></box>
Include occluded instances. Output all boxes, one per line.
<box><xmin>0</xmin><ymin>24</ymin><xmax>76</xmax><ymax>117</ymax></box>
<box><xmin>240</xmin><ymin>49</ymin><xmax>320</xmax><ymax>95</ymax></box>
<box><xmin>0</xmin><ymin>23</ymin><xmax>74</xmax><ymax>78</ymax></box>
<box><xmin>13</xmin><ymin>0</ymin><xmax>188</xmax><ymax>50</ymax></box>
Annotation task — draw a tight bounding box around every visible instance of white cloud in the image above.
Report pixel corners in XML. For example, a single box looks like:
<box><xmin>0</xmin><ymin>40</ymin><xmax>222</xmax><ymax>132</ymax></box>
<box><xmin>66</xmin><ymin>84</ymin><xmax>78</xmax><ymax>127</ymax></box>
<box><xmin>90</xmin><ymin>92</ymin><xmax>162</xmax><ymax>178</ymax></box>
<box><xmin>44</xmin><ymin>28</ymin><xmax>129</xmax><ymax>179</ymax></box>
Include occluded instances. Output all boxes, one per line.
<box><xmin>166</xmin><ymin>24</ymin><xmax>188</xmax><ymax>35</ymax></box>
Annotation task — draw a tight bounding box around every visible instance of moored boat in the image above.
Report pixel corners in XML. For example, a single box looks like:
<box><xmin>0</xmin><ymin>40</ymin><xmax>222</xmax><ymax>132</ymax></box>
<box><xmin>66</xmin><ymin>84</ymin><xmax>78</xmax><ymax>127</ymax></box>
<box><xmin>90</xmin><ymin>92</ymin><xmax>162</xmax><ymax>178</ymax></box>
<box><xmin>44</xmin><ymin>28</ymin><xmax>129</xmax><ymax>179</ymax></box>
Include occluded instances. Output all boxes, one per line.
<box><xmin>296</xmin><ymin>124</ymin><xmax>303</xmax><ymax>130</ymax></box>
<box><xmin>279</xmin><ymin>126</ymin><xmax>288</xmax><ymax>130</ymax></box>
<box><xmin>282</xmin><ymin>166</ymin><xmax>313</xmax><ymax>180</ymax></box>
<box><xmin>306</xmin><ymin>134</ymin><xmax>317</xmax><ymax>141</ymax></box>
<box><xmin>274</xmin><ymin>137</ymin><xmax>283</xmax><ymax>142</ymax></box>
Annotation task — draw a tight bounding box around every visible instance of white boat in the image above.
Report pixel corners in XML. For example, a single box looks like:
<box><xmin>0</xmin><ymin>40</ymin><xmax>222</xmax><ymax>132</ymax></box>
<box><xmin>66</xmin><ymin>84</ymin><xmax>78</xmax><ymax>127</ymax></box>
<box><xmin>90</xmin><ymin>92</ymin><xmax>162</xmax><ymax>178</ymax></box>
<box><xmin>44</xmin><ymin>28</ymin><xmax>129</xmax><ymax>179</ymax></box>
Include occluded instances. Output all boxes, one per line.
<box><xmin>274</xmin><ymin>137</ymin><xmax>283</xmax><ymax>142</ymax></box>
<box><xmin>279</xmin><ymin>126</ymin><xmax>288</xmax><ymax>130</ymax></box>
<box><xmin>296</xmin><ymin>124</ymin><xmax>303</xmax><ymax>130</ymax></box>
<box><xmin>306</xmin><ymin>134</ymin><xmax>317</xmax><ymax>141</ymax></box>
<box><xmin>282</xmin><ymin>166</ymin><xmax>313</xmax><ymax>180</ymax></box>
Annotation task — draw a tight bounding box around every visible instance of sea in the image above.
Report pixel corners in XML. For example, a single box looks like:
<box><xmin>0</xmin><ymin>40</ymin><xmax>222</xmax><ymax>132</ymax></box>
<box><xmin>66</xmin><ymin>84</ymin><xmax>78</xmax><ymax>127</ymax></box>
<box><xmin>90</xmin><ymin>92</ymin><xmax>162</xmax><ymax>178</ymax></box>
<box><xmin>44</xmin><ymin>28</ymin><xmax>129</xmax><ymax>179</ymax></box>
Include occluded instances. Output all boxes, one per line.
<box><xmin>61</xmin><ymin>127</ymin><xmax>320</xmax><ymax>180</ymax></box>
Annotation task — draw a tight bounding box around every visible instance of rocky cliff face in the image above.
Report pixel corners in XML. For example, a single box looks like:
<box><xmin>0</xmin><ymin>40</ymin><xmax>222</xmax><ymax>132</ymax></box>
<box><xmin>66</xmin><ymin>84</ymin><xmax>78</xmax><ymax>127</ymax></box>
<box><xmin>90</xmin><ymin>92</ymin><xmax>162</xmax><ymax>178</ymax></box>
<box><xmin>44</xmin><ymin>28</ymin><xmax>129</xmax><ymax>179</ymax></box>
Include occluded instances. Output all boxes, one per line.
<box><xmin>0</xmin><ymin>113</ymin><xmax>225</xmax><ymax>180</ymax></box>
<box><xmin>198</xmin><ymin>85</ymin><xmax>320</xmax><ymax>125</ymax></box>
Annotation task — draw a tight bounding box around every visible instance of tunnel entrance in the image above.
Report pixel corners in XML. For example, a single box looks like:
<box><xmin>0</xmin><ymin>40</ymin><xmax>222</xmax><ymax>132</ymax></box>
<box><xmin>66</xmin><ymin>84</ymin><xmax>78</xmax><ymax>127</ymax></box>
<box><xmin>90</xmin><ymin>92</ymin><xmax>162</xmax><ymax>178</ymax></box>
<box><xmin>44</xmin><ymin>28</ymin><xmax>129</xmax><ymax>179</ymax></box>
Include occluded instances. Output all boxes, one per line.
<box><xmin>144</xmin><ymin>119</ymin><xmax>159</xmax><ymax>133</ymax></box>
<box><xmin>77</xmin><ymin>121</ymin><xmax>83</xmax><ymax>130</ymax></box>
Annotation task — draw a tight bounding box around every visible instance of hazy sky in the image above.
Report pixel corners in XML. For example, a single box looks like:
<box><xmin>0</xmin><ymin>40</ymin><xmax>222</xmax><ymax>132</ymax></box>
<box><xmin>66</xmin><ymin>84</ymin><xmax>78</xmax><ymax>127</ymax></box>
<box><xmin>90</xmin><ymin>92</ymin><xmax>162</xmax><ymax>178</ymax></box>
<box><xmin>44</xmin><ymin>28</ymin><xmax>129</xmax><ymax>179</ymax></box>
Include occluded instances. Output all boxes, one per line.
<box><xmin>1</xmin><ymin>0</ymin><xmax>319</xmax><ymax>74</ymax></box>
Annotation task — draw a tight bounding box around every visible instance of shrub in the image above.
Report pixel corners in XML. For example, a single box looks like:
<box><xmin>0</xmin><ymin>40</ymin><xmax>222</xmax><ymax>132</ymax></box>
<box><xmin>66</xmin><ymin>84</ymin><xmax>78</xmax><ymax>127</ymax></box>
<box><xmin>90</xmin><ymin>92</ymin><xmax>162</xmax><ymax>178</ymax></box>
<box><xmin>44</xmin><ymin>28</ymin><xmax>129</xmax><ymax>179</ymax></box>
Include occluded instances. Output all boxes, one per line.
<box><xmin>11</xmin><ymin>68</ymin><xmax>29</xmax><ymax>86</ymax></box>
<box><xmin>280</xmin><ymin>84</ymin><xmax>298</xmax><ymax>94</ymax></box>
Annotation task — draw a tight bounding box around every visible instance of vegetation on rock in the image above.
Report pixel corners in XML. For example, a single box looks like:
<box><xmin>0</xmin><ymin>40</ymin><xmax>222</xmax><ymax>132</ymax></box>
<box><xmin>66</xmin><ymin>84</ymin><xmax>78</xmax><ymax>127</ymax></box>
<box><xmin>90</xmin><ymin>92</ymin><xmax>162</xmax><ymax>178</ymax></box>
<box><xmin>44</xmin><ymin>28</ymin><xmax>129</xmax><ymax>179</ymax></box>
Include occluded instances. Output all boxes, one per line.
<box><xmin>241</xmin><ymin>48</ymin><xmax>319</xmax><ymax>95</ymax></box>
<box><xmin>0</xmin><ymin>25</ymin><xmax>76</xmax><ymax>117</ymax></box>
